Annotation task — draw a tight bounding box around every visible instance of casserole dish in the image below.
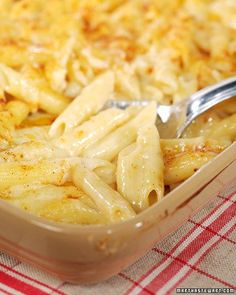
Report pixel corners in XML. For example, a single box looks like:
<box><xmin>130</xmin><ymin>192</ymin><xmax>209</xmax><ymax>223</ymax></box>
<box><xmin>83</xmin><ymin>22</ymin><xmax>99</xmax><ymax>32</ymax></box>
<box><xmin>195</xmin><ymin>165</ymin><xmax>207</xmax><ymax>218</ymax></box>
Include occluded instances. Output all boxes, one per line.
<box><xmin>0</xmin><ymin>142</ymin><xmax>235</xmax><ymax>284</ymax></box>
<box><xmin>0</xmin><ymin>0</ymin><xmax>236</xmax><ymax>284</ymax></box>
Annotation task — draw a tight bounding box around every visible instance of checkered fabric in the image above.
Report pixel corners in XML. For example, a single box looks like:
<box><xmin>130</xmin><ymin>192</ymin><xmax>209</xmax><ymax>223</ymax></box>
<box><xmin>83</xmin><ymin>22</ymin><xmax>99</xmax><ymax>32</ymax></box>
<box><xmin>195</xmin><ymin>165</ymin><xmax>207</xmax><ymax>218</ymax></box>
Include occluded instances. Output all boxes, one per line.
<box><xmin>0</xmin><ymin>181</ymin><xmax>235</xmax><ymax>295</ymax></box>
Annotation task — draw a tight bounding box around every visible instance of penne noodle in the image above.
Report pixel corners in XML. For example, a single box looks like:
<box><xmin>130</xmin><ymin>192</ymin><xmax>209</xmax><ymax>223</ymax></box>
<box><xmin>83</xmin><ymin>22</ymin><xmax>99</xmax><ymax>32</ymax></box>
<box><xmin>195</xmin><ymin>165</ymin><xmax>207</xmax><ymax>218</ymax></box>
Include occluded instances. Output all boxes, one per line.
<box><xmin>73</xmin><ymin>164</ymin><xmax>136</xmax><ymax>223</ymax></box>
<box><xmin>162</xmin><ymin>136</ymin><xmax>230</xmax><ymax>185</ymax></box>
<box><xmin>83</xmin><ymin>102</ymin><xmax>157</xmax><ymax>161</ymax></box>
<box><xmin>117</xmin><ymin>124</ymin><xmax>164</xmax><ymax>212</ymax></box>
<box><xmin>164</xmin><ymin>151</ymin><xmax>216</xmax><ymax>185</ymax></box>
<box><xmin>45</xmin><ymin>34</ymin><xmax>76</xmax><ymax>93</ymax></box>
<box><xmin>49</xmin><ymin>71</ymin><xmax>114</xmax><ymax>137</ymax></box>
<box><xmin>182</xmin><ymin>112</ymin><xmax>221</xmax><ymax>138</ymax></box>
<box><xmin>160</xmin><ymin>137</ymin><xmax>230</xmax><ymax>155</ymax></box>
<box><xmin>0</xmin><ymin>158</ymin><xmax>80</xmax><ymax>190</ymax></box>
<box><xmin>206</xmin><ymin>113</ymin><xmax>236</xmax><ymax>142</ymax></box>
<box><xmin>0</xmin><ymin>141</ymin><xmax>68</xmax><ymax>162</ymax></box>
<box><xmin>115</xmin><ymin>69</ymin><xmax>141</xmax><ymax>100</ymax></box>
<box><xmin>20</xmin><ymin>112</ymin><xmax>55</xmax><ymax>128</ymax></box>
<box><xmin>2</xmin><ymin>184</ymin><xmax>103</xmax><ymax>224</ymax></box>
<box><xmin>0</xmin><ymin>111</ymin><xmax>15</xmax><ymax>142</ymax></box>
<box><xmin>54</xmin><ymin>108</ymin><xmax>131</xmax><ymax>155</ymax></box>
<box><xmin>0</xmin><ymin>183</ymin><xmax>96</xmax><ymax>208</ymax></box>
<box><xmin>0</xmin><ymin>101</ymin><xmax>29</xmax><ymax>145</ymax></box>
<box><xmin>80</xmin><ymin>157</ymin><xmax>116</xmax><ymax>185</ymax></box>
<box><xmin>213</xmin><ymin>98</ymin><xmax>236</xmax><ymax>116</ymax></box>
<box><xmin>0</xmin><ymin>156</ymin><xmax>115</xmax><ymax>188</ymax></box>
<box><xmin>6</xmin><ymin>100</ymin><xmax>30</xmax><ymax>126</ymax></box>
<box><xmin>13</xmin><ymin>126</ymin><xmax>50</xmax><ymax>144</ymax></box>
<box><xmin>0</xmin><ymin>63</ymin><xmax>69</xmax><ymax>115</ymax></box>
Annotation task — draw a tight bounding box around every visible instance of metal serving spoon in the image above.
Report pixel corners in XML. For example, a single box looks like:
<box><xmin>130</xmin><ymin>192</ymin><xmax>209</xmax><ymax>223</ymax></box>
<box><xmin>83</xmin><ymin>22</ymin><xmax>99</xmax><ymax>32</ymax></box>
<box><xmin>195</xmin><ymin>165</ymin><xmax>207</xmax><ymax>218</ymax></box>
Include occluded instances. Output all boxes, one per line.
<box><xmin>106</xmin><ymin>77</ymin><xmax>236</xmax><ymax>138</ymax></box>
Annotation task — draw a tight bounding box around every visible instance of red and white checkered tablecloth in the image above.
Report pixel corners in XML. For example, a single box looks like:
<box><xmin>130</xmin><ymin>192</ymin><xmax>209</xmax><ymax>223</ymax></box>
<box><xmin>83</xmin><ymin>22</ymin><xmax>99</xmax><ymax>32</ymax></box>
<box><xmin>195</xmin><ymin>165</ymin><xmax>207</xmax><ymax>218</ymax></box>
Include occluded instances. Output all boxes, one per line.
<box><xmin>0</xmin><ymin>181</ymin><xmax>235</xmax><ymax>295</ymax></box>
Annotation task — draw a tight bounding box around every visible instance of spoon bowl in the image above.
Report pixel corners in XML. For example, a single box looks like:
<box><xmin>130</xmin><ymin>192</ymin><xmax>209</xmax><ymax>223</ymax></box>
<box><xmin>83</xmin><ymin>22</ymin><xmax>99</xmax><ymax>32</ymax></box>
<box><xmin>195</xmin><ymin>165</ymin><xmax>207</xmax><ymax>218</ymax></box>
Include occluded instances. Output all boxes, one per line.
<box><xmin>106</xmin><ymin>76</ymin><xmax>236</xmax><ymax>138</ymax></box>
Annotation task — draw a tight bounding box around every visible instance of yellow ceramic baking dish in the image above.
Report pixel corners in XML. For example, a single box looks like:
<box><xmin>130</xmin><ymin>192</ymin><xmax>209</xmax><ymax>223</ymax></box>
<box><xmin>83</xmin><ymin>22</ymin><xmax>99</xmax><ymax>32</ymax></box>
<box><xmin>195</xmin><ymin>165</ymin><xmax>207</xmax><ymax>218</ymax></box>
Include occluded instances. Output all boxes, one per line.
<box><xmin>0</xmin><ymin>142</ymin><xmax>235</xmax><ymax>284</ymax></box>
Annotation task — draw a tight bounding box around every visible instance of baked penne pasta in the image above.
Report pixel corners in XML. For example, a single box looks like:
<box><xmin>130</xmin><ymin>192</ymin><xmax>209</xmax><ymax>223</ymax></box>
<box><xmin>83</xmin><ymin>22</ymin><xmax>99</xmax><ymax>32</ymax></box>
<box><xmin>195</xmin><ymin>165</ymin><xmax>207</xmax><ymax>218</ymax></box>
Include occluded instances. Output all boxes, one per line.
<box><xmin>164</xmin><ymin>151</ymin><xmax>217</xmax><ymax>185</ymax></box>
<box><xmin>182</xmin><ymin>100</ymin><xmax>236</xmax><ymax>139</ymax></box>
<box><xmin>0</xmin><ymin>101</ymin><xmax>30</xmax><ymax>148</ymax></box>
<box><xmin>0</xmin><ymin>141</ymin><xmax>67</xmax><ymax>162</ymax></box>
<box><xmin>20</xmin><ymin>112</ymin><xmax>55</xmax><ymax>128</ymax></box>
<box><xmin>79</xmin><ymin>157</ymin><xmax>116</xmax><ymax>185</ymax></box>
<box><xmin>115</xmin><ymin>69</ymin><xmax>141</xmax><ymax>100</ymax></box>
<box><xmin>0</xmin><ymin>63</ymin><xmax>69</xmax><ymax>115</ymax></box>
<box><xmin>54</xmin><ymin>108</ymin><xmax>131</xmax><ymax>155</ymax></box>
<box><xmin>162</xmin><ymin>137</ymin><xmax>229</xmax><ymax>185</ymax></box>
<box><xmin>206</xmin><ymin>113</ymin><xmax>236</xmax><ymax>142</ymax></box>
<box><xmin>117</xmin><ymin>124</ymin><xmax>164</xmax><ymax>212</ymax></box>
<box><xmin>45</xmin><ymin>35</ymin><xmax>76</xmax><ymax>93</ymax></box>
<box><xmin>160</xmin><ymin>137</ymin><xmax>230</xmax><ymax>155</ymax></box>
<box><xmin>0</xmin><ymin>158</ymin><xmax>79</xmax><ymax>190</ymax></box>
<box><xmin>212</xmin><ymin>98</ymin><xmax>236</xmax><ymax>116</ymax></box>
<box><xmin>49</xmin><ymin>71</ymin><xmax>114</xmax><ymax>137</ymax></box>
<box><xmin>0</xmin><ymin>153</ymin><xmax>115</xmax><ymax>187</ymax></box>
<box><xmin>73</xmin><ymin>164</ymin><xmax>136</xmax><ymax>223</ymax></box>
<box><xmin>13</xmin><ymin>126</ymin><xmax>50</xmax><ymax>145</ymax></box>
<box><xmin>83</xmin><ymin>102</ymin><xmax>157</xmax><ymax>161</ymax></box>
<box><xmin>5</xmin><ymin>100</ymin><xmax>30</xmax><ymax>126</ymax></box>
<box><xmin>1</xmin><ymin>184</ymin><xmax>103</xmax><ymax>224</ymax></box>
<box><xmin>0</xmin><ymin>0</ymin><xmax>235</xmax><ymax>225</ymax></box>
<box><xmin>0</xmin><ymin>111</ymin><xmax>15</xmax><ymax>143</ymax></box>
